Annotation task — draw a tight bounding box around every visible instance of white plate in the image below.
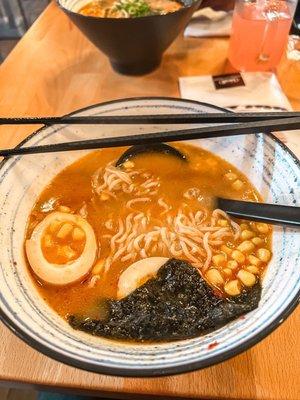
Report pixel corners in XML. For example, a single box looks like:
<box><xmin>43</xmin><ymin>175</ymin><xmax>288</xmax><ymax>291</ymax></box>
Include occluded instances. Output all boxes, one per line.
<box><xmin>0</xmin><ymin>97</ymin><xmax>299</xmax><ymax>376</ymax></box>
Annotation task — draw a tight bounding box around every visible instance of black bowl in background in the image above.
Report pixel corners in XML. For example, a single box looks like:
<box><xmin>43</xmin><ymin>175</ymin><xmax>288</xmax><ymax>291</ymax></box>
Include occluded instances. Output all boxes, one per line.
<box><xmin>57</xmin><ymin>0</ymin><xmax>202</xmax><ymax>75</ymax></box>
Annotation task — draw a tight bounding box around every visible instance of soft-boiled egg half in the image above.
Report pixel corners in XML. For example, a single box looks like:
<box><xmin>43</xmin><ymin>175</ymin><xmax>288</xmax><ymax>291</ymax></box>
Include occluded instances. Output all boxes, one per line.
<box><xmin>117</xmin><ymin>257</ymin><xmax>168</xmax><ymax>299</ymax></box>
<box><xmin>26</xmin><ymin>212</ymin><xmax>97</xmax><ymax>285</ymax></box>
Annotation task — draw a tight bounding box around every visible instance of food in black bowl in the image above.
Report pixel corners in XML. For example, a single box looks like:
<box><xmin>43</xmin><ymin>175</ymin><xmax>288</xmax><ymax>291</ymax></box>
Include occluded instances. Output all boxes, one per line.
<box><xmin>57</xmin><ymin>0</ymin><xmax>202</xmax><ymax>75</ymax></box>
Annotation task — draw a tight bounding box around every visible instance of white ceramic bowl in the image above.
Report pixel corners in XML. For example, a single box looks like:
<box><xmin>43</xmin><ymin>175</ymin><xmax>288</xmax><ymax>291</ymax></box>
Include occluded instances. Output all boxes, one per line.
<box><xmin>0</xmin><ymin>98</ymin><xmax>299</xmax><ymax>376</ymax></box>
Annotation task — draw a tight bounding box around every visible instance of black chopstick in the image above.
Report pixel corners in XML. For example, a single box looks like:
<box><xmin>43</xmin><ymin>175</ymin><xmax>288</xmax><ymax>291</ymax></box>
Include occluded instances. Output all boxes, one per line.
<box><xmin>1</xmin><ymin>116</ymin><xmax>299</xmax><ymax>157</ymax></box>
<box><xmin>1</xmin><ymin>112</ymin><xmax>300</xmax><ymax>125</ymax></box>
<box><xmin>218</xmin><ymin>198</ymin><xmax>300</xmax><ymax>227</ymax></box>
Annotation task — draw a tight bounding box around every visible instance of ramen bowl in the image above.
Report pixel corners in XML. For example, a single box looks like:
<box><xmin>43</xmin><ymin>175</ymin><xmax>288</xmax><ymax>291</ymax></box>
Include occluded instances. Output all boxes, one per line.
<box><xmin>0</xmin><ymin>98</ymin><xmax>299</xmax><ymax>376</ymax></box>
<box><xmin>57</xmin><ymin>0</ymin><xmax>202</xmax><ymax>75</ymax></box>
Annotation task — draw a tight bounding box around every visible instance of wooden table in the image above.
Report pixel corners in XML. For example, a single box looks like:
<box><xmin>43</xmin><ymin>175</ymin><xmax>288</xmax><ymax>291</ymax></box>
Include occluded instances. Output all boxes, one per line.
<box><xmin>0</xmin><ymin>2</ymin><xmax>299</xmax><ymax>399</ymax></box>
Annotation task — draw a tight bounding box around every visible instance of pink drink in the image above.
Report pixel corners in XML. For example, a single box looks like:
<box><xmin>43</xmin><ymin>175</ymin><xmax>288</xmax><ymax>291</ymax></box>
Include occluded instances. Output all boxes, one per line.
<box><xmin>228</xmin><ymin>1</ymin><xmax>294</xmax><ymax>71</ymax></box>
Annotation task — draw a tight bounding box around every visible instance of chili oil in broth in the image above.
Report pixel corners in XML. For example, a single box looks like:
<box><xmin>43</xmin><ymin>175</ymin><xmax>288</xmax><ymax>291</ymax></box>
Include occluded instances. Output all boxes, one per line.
<box><xmin>25</xmin><ymin>143</ymin><xmax>272</xmax><ymax>321</ymax></box>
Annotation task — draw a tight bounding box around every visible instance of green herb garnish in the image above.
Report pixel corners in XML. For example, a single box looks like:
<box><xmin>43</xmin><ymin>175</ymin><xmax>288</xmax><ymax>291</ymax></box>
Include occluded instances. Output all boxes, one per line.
<box><xmin>112</xmin><ymin>0</ymin><xmax>153</xmax><ymax>17</ymax></box>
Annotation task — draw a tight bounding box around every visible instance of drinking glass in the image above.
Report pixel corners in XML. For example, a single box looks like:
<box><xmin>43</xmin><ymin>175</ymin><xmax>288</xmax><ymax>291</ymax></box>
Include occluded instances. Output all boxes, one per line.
<box><xmin>228</xmin><ymin>0</ymin><xmax>298</xmax><ymax>71</ymax></box>
<box><xmin>277</xmin><ymin>35</ymin><xmax>300</xmax><ymax>100</ymax></box>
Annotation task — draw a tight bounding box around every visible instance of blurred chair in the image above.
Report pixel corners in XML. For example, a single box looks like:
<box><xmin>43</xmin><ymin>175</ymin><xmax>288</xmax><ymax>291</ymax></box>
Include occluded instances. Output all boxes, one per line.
<box><xmin>0</xmin><ymin>0</ymin><xmax>27</xmax><ymax>39</ymax></box>
<box><xmin>0</xmin><ymin>0</ymin><xmax>50</xmax><ymax>61</ymax></box>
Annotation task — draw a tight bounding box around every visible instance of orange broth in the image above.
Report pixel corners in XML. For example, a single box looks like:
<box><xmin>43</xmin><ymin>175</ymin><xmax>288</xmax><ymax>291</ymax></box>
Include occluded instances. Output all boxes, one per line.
<box><xmin>25</xmin><ymin>143</ymin><xmax>272</xmax><ymax>320</ymax></box>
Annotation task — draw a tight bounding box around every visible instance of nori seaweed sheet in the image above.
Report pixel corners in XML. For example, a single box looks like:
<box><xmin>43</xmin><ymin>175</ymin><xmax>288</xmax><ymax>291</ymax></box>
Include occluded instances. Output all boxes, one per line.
<box><xmin>69</xmin><ymin>259</ymin><xmax>261</xmax><ymax>341</ymax></box>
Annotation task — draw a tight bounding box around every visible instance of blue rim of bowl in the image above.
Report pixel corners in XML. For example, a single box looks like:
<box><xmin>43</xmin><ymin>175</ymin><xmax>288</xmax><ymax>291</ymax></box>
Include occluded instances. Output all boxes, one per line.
<box><xmin>56</xmin><ymin>0</ymin><xmax>202</xmax><ymax>21</ymax></box>
<box><xmin>0</xmin><ymin>97</ymin><xmax>299</xmax><ymax>377</ymax></box>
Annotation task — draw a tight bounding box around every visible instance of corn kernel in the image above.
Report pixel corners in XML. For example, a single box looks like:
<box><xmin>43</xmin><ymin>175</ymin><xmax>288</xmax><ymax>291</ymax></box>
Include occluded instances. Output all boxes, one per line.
<box><xmin>72</xmin><ymin>227</ymin><xmax>85</xmax><ymax>241</ymax></box>
<box><xmin>223</xmin><ymin>268</ymin><xmax>232</xmax><ymax>277</ymax></box>
<box><xmin>100</xmin><ymin>193</ymin><xmax>110</xmax><ymax>201</ymax></box>
<box><xmin>60</xmin><ymin>245</ymin><xmax>76</xmax><ymax>260</ymax></box>
<box><xmin>218</xmin><ymin>219</ymin><xmax>229</xmax><ymax>227</ymax></box>
<box><xmin>241</xmin><ymin>230</ymin><xmax>255</xmax><ymax>240</ymax></box>
<box><xmin>257</xmin><ymin>248</ymin><xmax>271</xmax><ymax>262</ymax></box>
<box><xmin>123</xmin><ymin>160</ymin><xmax>135</xmax><ymax>169</ymax></box>
<box><xmin>240</xmin><ymin>223</ymin><xmax>249</xmax><ymax>230</ymax></box>
<box><xmin>92</xmin><ymin>259</ymin><xmax>105</xmax><ymax>275</ymax></box>
<box><xmin>237</xmin><ymin>269</ymin><xmax>256</xmax><ymax>287</ymax></box>
<box><xmin>43</xmin><ymin>234</ymin><xmax>53</xmax><ymax>248</ymax></box>
<box><xmin>56</xmin><ymin>223</ymin><xmax>73</xmax><ymax>239</ymax></box>
<box><xmin>224</xmin><ymin>280</ymin><xmax>241</xmax><ymax>296</ymax></box>
<box><xmin>212</xmin><ymin>254</ymin><xmax>226</xmax><ymax>267</ymax></box>
<box><xmin>221</xmin><ymin>245</ymin><xmax>232</xmax><ymax>256</ymax></box>
<box><xmin>246</xmin><ymin>265</ymin><xmax>260</xmax><ymax>274</ymax></box>
<box><xmin>224</xmin><ymin>172</ymin><xmax>237</xmax><ymax>181</ymax></box>
<box><xmin>237</xmin><ymin>240</ymin><xmax>255</xmax><ymax>254</ymax></box>
<box><xmin>248</xmin><ymin>254</ymin><xmax>262</xmax><ymax>266</ymax></box>
<box><xmin>58</xmin><ymin>205</ymin><xmax>71</xmax><ymax>213</ymax></box>
<box><xmin>256</xmin><ymin>222</ymin><xmax>269</xmax><ymax>234</ymax></box>
<box><xmin>49</xmin><ymin>220</ymin><xmax>61</xmax><ymax>234</ymax></box>
<box><xmin>227</xmin><ymin>260</ymin><xmax>239</xmax><ymax>270</ymax></box>
<box><xmin>231</xmin><ymin>250</ymin><xmax>245</xmax><ymax>264</ymax></box>
<box><xmin>232</xmin><ymin>179</ymin><xmax>244</xmax><ymax>191</ymax></box>
<box><xmin>252</xmin><ymin>237</ymin><xmax>264</xmax><ymax>246</ymax></box>
<box><xmin>206</xmin><ymin>269</ymin><xmax>224</xmax><ymax>286</ymax></box>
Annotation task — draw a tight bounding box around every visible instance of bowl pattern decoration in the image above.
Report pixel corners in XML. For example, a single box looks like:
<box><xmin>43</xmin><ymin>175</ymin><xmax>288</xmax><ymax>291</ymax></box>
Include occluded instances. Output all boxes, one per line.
<box><xmin>57</xmin><ymin>0</ymin><xmax>202</xmax><ymax>75</ymax></box>
<box><xmin>0</xmin><ymin>98</ymin><xmax>299</xmax><ymax>377</ymax></box>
